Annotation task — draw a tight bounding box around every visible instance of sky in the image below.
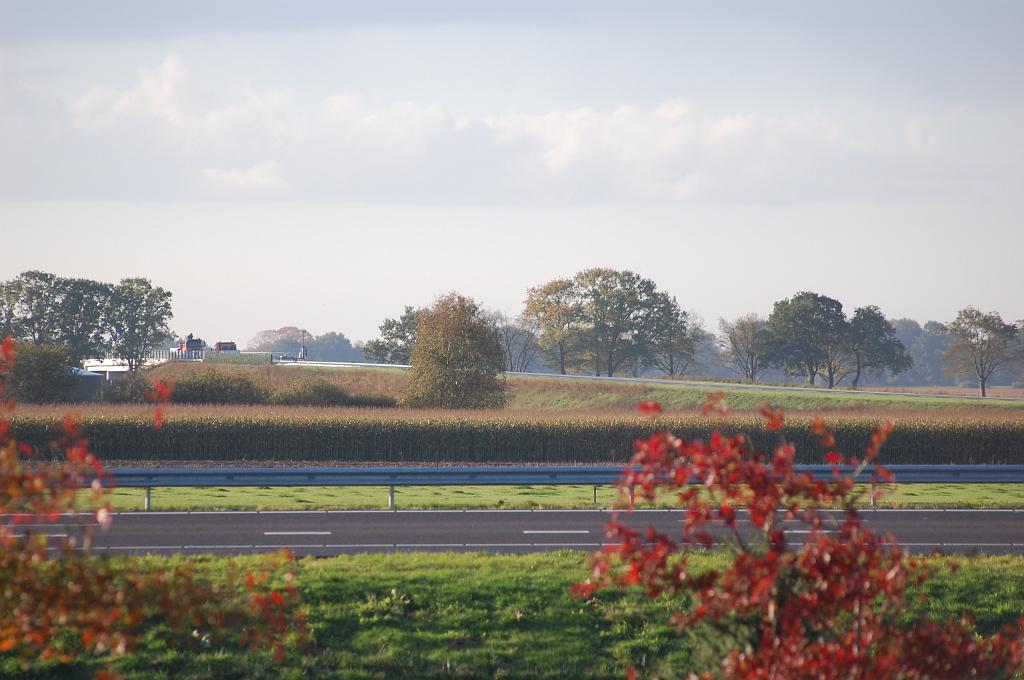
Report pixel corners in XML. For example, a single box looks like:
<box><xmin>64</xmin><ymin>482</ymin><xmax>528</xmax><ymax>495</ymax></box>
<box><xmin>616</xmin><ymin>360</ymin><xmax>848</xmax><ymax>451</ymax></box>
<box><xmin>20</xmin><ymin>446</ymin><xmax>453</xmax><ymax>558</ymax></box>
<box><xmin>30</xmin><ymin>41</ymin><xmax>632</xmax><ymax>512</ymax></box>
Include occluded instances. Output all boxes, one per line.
<box><xmin>2</xmin><ymin>1</ymin><xmax>1023</xmax><ymax>345</ymax></box>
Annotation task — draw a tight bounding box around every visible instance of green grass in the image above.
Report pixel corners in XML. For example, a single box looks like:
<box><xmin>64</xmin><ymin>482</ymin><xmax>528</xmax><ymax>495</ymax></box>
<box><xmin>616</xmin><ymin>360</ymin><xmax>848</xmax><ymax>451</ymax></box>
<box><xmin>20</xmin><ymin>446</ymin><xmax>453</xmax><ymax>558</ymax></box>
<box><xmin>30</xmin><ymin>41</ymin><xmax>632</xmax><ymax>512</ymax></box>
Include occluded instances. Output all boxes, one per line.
<box><xmin>510</xmin><ymin>378</ymin><xmax>1024</xmax><ymax>412</ymax></box>
<box><xmin>6</xmin><ymin>552</ymin><xmax>1024</xmax><ymax>679</ymax></box>
<box><xmin>146</xmin><ymin>361</ymin><xmax>1024</xmax><ymax>413</ymax></box>
<box><xmin>108</xmin><ymin>483</ymin><xmax>1024</xmax><ymax>512</ymax></box>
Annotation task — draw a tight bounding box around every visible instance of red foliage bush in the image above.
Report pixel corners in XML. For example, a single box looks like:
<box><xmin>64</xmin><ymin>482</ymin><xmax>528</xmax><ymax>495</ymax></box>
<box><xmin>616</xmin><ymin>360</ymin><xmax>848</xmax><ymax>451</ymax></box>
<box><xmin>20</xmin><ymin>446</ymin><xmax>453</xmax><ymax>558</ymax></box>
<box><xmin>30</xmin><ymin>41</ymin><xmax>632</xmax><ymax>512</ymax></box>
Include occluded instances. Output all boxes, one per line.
<box><xmin>0</xmin><ymin>337</ymin><xmax>305</xmax><ymax>670</ymax></box>
<box><xmin>574</xmin><ymin>396</ymin><xmax>1024</xmax><ymax>679</ymax></box>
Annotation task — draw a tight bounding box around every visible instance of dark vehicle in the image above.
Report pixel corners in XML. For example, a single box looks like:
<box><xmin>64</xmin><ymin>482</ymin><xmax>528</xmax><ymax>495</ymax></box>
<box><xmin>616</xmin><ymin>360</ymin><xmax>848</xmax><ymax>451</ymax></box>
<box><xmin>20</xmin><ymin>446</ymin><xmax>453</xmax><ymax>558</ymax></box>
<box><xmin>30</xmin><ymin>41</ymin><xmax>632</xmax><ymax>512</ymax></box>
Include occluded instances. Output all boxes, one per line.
<box><xmin>180</xmin><ymin>333</ymin><xmax>205</xmax><ymax>352</ymax></box>
<box><xmin>213</xmin><ymin>341</ymin><xmax>238</xmax><ymax>352</ymax></box>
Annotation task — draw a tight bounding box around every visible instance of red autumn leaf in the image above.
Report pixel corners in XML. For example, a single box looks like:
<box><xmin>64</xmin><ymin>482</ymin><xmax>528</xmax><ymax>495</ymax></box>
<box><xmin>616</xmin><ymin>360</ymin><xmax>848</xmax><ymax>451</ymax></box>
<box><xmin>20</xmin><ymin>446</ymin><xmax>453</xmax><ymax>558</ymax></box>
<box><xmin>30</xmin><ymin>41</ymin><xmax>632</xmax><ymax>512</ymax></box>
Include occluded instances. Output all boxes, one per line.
<box><xmin>759</xmin><ymin>404</ymin><xmax>784</xmax><ymax>431</ymax></box>
<box><xmin>719</xmin><ymin>502</ymin><xmax>736</xmax><ymax>526</ymax></box>
<box><xmin>700</xmin><ymin>392</ymin><xmax>730</xmax><ymax>418</ymax></box>
<box><xmin>0</xmin><ymin>335</ymin><xmax>14</xmax><ymax>363</ymax></box>
<box><xmin>0</xmin><ymin>338</ymin><xmax>306</xmax><ymax>672</ymax></box>
<box><xmin>574</xmin><ymin>402</ymin><xmax>1024</xmax><ymax>679</ymax></box>
<box><xmin>637</xmin><ymin>401</ymin><xmax>662</xmax><ymax>417</ymax></box>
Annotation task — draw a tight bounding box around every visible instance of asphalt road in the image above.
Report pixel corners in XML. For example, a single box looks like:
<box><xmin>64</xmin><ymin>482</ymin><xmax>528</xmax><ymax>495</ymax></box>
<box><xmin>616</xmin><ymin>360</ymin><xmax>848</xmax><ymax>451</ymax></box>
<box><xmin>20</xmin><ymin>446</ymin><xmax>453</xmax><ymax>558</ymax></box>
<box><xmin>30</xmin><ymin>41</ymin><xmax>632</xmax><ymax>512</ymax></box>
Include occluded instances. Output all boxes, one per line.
<box><xmin>17</xmin><ymin>509</ymin><xmax>1024</xmax><ymax>556</ymax></box>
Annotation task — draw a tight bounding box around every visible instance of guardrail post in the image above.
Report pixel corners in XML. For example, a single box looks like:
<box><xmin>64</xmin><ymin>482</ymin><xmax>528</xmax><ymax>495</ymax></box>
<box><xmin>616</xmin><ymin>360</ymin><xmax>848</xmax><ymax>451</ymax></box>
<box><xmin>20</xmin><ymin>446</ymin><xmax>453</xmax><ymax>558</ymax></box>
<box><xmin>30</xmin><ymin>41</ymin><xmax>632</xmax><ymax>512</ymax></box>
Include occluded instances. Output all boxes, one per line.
<box><xmin>593</xmin><ymin>485</ymin><xmax>597</xmax><ymax>505</ymax></box>
<box><xmin>870</xmin><ymin>481</ymin><xmax>876</xmax><ymax>509</ymax></box>
<box><xmin>388</xmin><ymin>484</ymin><xmax>396</xmax><ymax>511</ymax></box>
<box><xmin>144</xmin><ymin>487</ymin><xmax>152</xmax><ymax>512</ymax></box>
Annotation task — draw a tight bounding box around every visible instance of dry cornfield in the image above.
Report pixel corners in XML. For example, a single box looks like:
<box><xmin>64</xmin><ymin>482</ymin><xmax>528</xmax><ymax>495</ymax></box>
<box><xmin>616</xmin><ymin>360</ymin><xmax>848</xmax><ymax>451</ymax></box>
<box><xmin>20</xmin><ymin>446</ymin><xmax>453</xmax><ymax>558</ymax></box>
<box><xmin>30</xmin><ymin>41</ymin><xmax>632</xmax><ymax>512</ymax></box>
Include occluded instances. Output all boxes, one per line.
<box><xmin>10</xmin><ymin>408</ymin><xmax>1024</xmax><ymax>466</ymax></box>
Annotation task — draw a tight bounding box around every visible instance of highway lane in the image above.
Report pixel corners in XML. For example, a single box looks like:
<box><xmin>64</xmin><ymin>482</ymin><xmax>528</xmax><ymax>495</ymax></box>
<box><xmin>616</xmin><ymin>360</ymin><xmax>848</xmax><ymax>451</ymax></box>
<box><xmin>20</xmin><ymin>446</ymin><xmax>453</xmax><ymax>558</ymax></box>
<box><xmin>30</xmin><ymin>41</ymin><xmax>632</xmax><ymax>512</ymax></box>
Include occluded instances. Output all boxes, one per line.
<box><xmin>19</xmin><ymin>509</ymin><xmax>1024</xmax><ymax>556</ymax></box>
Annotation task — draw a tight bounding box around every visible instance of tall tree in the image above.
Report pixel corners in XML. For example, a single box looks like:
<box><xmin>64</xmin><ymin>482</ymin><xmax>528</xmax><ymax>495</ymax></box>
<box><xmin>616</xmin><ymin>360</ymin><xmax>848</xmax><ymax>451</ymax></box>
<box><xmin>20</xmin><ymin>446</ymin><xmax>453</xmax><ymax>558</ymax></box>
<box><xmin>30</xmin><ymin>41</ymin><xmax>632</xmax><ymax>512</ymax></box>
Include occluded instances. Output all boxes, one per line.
<box><xmin>522</xmin><ymin>279</ymin><xmax>579</xmax><ymax>375</ymax></box>
<box><xmin>246</xmin><ymin>326</ymin><xmax>309</xmax><ymax>353</ymax></box>
<box><xmin>647</xmin><ymin>303</ymin><xmax>702</xmax><ymax>377</ymax></box>
<box><xmin>490</xmin><ymin>311</ymin><xmax>541</xmax><ymax>373</ymax></box>
<box><xmin>0</xmin><ymin>272</ymin><xmax>112</xmax><ymax>365</ymax></box>
<box><xmin>403</xmin><ymin>293</ymin><xmax>508</xmax><ymax>408</ymax></box>
<box><xmin>53</xmin><ymin>277</ymin><xmax>112</xmax><ymax>364</ymax></box>
<box><xmin>718</xmin><ymin>314</ymin><xmax>769</xmax><ymax>382</ymax></box>
<box><xmin>363</xmin><ymin>306</ymin><xmax>420</xmax><ymax>365</ymax></box>
<box><xmin>106</xmin><ymin>278</ymin><xmax>173</xmax><ymax>372</ymax></box>
<box><xmin>890</xmin><ymin>320</ymin><xmax>955</xmax><ymax>387</ymax></box>
<box><xmin>0</xmin><ymin>280</ymin><xmax>21</xmax><ymax>340</ymax></box>
<box><xmin>942</xmin><ymin>307</ymin><xmax>1019</xmax><ymax>397</ymax></box>
<box><xmin>246</xmin><ymin>328</ymin><xmax>363</xmax><ymax>362</ymax></box>
<box><xmin>573</xmin><ymin>268</ymin><xmax>666</xmax><ymax>377</ymax></box>
<box><xmin>3</xmin><ymin>271</ymin><xmax>63</xmax><ymax>344</ymax></box>
<box><xmin>845</xmin><ymin>306</ymin><xmax>912</xmax><ymax>388</ymax></box>
<box><xmin>308</xmin><ymin>331</ymin><xmax>364</xmax><ymax>362</ymax></box>
<box><xmin>764</xmin><ymin>291</ymin><xmax>849</xmax><ymax>386</ymax></box>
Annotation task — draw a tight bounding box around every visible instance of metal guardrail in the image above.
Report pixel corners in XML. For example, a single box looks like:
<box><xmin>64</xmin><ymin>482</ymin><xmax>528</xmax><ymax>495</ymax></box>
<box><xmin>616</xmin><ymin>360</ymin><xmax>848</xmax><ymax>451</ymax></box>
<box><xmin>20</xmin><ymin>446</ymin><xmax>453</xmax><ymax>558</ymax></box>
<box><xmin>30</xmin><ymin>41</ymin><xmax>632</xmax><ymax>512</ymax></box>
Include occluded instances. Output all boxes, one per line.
<box><xmin>103</xmin><ymin>465</ymin><xmax>1024</xmax><ymax>511</ymax></box>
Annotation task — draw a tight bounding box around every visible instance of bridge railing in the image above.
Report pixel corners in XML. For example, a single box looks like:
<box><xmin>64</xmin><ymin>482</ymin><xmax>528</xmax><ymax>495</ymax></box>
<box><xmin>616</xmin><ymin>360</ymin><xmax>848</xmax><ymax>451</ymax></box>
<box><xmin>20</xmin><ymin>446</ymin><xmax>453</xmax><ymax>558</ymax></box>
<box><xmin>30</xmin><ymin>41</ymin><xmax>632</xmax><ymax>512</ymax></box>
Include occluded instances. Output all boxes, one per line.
<box><xmin>101</xmin><ymin>464</ymin><xmax>1024</xmax><ymax>511</ymax></box>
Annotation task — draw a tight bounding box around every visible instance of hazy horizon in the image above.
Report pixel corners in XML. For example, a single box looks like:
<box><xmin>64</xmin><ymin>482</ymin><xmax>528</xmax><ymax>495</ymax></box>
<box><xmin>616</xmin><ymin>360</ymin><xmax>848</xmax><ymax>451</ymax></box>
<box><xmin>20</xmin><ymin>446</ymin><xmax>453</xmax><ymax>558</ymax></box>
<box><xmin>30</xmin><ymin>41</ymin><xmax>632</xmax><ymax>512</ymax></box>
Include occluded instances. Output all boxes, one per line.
<box><xmin>4</xmin><ymin>1</ymin><xmax>1023</xmax><ymax>344</ymax></box>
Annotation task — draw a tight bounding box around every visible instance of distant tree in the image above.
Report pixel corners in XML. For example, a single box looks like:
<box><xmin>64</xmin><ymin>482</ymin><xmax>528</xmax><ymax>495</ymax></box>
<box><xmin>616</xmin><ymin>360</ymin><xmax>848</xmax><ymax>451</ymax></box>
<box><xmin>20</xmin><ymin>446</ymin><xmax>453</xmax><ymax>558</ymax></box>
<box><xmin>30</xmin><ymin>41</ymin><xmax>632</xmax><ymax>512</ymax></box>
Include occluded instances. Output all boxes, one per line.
<box><xmin>246</xmin><ymin>326</ymin><xmax>308</xmax><ymax>353</ymax></box>
<box><xmin>106</xmin><ymin>278</ymin><xmax>173</xmax><ymax>372</ymax></box>
<box><xmin>403</xmin><ymin>293</ymin><xmax>508</xmax><ymax>408</ymax></box>
<box><xmin>0</xmin><ymin>272</ymin><xmax>111</xmax><ymax>364</ymax></box>
<box><xmin>1</xmin><ymin>343</ymin><xmax>76</xmax><ymax>403</ymax></box>
<box><xmin>718</xmin><ymin>314</ymin><xmax>769</xmax><ymax>382</ymax></box>
<box><xmin>1018</xmin><ymin>320</ymin><xmax>1024</xmax><ymax>381</ymax></box>
<box><xmin>764</xmin><ymin>292</ymin><xmax>849</xmax><ymax>386</ymax></box>
<box><xmin>245</xmin><ymin>328</ymin><xmax>362</xmax><ymax>362</ymax></box>
<box><xmin>522</xmin><ymin>279</ymin><xmax>580</xmax><ymax>375</ymax></box>
<box><xmin>573</xmin><ymin>268</ymin><xmax>670</xmax><ymax>377</ymax></box>
<box><xmin>53</xmin><ymin>277</ymin><xmax>113</xmax><ymax>364</ymax></box>
<box><xmin>892</xmin><ymin>320</ymin><xmax>954</xmax><ymax>387</ymax></box>
<box><xmin>845</xmin><ymin>306</ymin><xmax>912</xmax><ymax>388</ymax></box>
<box><xmin>942</xmin><ymin>307</ymin><xmax>1020</xmax><ymax>397</ymax></box>
<box><xmin>308</xmin><ymin>331</ymin><xmax>364</xmax><ymax>362</ymax></box>
<box><xmin>647</xmin><ymin>304</ymin><xmax>701</xmax><ymax>377</ymax></box>
<box><xmin>890</xmin><ymin>318</ymin><xmax>923</xmax><ymax>351</ymax></box>
<box><xmin>3</xmin><ymin>271</ymin><xmax>62</xmax><ymax>343</ymax></box>
<box><xmin>363</xmin><ymin>306</ymin><xmax>420</xmax><ymax>365</ymax></box>
<box><xmin>0</xmin><ymin>281</ymin><xmax>16</xmax><ymax>339</ymax></box>
<box><xmin>491</xmin><ymin>311</ymin><xmax>541</xmax><ymax>373</ymax></box>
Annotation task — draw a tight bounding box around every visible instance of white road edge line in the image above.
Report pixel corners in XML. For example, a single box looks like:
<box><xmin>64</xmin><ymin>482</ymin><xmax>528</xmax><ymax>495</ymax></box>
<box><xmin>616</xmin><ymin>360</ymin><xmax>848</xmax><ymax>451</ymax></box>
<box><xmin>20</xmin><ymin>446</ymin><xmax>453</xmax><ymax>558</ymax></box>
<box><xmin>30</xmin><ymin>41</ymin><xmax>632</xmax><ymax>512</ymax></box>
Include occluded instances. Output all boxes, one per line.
<box><xmin>11</xmin><ymin>533</ymin><xmax>68</xmax><ymax>538</ymax></box>
<box><xmin>263</xmin><ymin>531</ymin><xmax>332</xmax><ymax>536</ymax></box>
<box><xmin>522</xmin><ymin>530</ymin><xmax>591</xmax><ymax>534</ymax></box>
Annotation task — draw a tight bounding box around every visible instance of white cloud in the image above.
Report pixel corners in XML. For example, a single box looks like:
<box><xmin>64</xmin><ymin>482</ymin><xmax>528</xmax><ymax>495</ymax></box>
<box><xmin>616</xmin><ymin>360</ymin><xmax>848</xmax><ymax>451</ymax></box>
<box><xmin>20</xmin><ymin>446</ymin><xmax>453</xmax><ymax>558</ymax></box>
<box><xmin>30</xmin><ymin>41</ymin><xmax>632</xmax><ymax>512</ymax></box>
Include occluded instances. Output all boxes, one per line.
<box><xmin>202</xmin><ymin>161</ymin><xmax>289</xmax><ymax>196</ymax></box>
<box><xmin>3</xmin><ymin>53</ymin><xmax>1016</xmax><ymax>204</ymax></box>
<box><xmin>73</xmin><ymin>53</ymin><xmax>189</xmax><ymax>128</ymax></box>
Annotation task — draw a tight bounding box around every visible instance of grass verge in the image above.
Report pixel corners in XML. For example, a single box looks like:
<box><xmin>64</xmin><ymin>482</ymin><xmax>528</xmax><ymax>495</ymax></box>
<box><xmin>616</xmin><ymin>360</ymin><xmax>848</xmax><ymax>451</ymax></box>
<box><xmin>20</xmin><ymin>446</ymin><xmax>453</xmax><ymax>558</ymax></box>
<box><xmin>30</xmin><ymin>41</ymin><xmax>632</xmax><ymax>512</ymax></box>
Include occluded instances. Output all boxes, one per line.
<box><xmin>140</xmin><ymin>363</ymin><xmax>1024</xmax><ymax>413</ymax></box>
<box><xmin>5</xmin><ymin>552</ymin><xmax>1023</xmax><ymax>679</ymax></box>
<box><xmin>107</xmin><ymin>483</ymin><xmax>1024</xmax><ymax>512</ymax></box>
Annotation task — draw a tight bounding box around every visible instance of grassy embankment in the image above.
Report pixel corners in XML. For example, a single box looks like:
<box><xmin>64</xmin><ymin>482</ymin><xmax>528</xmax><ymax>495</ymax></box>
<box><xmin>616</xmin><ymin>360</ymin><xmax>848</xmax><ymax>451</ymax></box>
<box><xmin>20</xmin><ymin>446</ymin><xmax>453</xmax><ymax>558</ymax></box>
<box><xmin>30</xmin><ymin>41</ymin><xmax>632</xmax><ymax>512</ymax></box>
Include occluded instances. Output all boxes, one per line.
<box><xmin>6</xmin><ymin>551</ymin><xmax>1023</xmax><ymax>680</ymax></box>
<box><xmin>143</xmin><ymin>362</ymin><xmax>1024</xmax><ymax>413</ymax></box>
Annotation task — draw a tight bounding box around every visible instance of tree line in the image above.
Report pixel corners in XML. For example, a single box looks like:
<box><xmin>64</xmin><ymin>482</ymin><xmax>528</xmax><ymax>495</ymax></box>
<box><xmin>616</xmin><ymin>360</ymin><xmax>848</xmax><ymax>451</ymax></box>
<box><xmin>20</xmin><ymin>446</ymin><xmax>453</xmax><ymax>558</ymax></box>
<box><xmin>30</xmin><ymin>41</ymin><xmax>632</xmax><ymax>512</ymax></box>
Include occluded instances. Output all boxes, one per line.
<box><xmin>363</xmin><ymin>268</ymin><xmax>1024</xmax><ymax>395</ymax></box>
<box><xmin>4</xmin><ymin>268</ymin><xmax>1022</xmax><ymax>399</ymax></box>
<box><xmin>246</xmin><ymin>326</ymin><xmax>364</xmax><ymax>362</ymax></box>
<box><xmin>0</xmin><ymin>270</ymin><xmax>173</xmax><ymax>370</ymax></box>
